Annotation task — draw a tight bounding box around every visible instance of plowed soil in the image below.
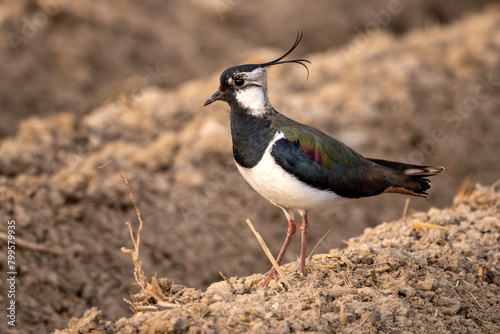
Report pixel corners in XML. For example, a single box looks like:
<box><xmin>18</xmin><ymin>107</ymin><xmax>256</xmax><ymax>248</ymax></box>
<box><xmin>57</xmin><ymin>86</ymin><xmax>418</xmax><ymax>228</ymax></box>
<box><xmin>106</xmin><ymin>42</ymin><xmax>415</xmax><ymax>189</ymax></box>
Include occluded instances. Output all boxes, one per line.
<box><xmin>56</xmin><ymin>184</ymin><xmax>500</xmax><ymax>333</ymax></box>
<box><xmin>1</xmin><ymin>2</ymin><xmax>500</xmax><ymax>333</ymax></box>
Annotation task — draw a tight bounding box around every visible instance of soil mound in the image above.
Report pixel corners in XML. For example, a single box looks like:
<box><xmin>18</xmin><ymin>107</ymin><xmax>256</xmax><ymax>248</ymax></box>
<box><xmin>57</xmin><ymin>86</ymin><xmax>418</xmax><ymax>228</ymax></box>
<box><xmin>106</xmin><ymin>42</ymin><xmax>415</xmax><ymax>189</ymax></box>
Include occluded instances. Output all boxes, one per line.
<box><xmin>56</xmin><ymin>183</ymin><xmax>500</xmax><ymax>333</ymax></box>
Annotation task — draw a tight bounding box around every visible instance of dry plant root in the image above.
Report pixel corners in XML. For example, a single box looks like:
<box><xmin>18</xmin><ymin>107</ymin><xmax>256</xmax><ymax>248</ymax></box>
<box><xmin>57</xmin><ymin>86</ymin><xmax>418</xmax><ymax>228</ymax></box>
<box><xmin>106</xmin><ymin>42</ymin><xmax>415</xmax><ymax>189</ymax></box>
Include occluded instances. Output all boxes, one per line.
<box><xmin>100</xmin><ymin>162</ymin><xmax>174</xmax><ymax>312</ymax></box>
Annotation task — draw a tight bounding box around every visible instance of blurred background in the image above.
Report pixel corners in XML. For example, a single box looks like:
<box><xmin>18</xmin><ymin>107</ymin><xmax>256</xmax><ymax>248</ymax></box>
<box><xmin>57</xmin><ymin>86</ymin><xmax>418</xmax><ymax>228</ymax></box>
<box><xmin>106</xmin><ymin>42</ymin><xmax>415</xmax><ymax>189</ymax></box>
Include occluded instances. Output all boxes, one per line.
<box><xmin>1</xmin><ymin>0</ymin><xmax>499</xmax><ymax>332</ymax></box>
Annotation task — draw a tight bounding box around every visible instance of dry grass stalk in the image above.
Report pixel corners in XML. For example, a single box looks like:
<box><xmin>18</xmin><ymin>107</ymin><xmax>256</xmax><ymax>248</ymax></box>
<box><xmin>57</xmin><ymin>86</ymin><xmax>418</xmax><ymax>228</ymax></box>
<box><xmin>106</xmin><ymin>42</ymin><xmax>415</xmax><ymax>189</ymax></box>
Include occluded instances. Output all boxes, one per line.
<box><xmin>328</xmin><ymin>287</ymin><xmax>358</xmax><ymax>297</ymax></box>
<box><xmin>219</xmin><ymin>271</ymin><xmax>229</xmax><ymax>281</ymax></box>
<box><xmin>245</xmin><ymin>219</ymin><xmax>291</xmax><ymax>290</ymax></box>
<box><xmin>123</xmin><ymin>298</ymin><xmax>136</xmax><ymax>313</ymax></box>
<box><xmin>311</xmin><ymin>253</ymin><xmax>341</xmax><ymax>260</ymax></box>
<box><xmin>402</xmin><ymin>198</ymin><xmax>410</xmax><ymax>221</ymax></box>
<box><xmin>307</xmin><ymin>229</ymin><xmax>331</xmax><ymax>260</ymax></box>
<box><xmin>340</xmin><ymin>304</ymin><xmax>347</xmax><ymax>326</ymax></box>
<box><xmin>358</xmin><ymin>312</ymin><xmax>369</xmax><ymax>327</ymax></box>
<box><xmin>470</xmin><ymin>292</ymin><xmax>485</xmax><ymax>309</ymax></box>
<box><xmin>452</xmin><ymin>179</ymin><xmax>473</xmax><ymax>208</ymax></box>
<box><xmin>148</xmin><ymin>274</ymin><xmax>169</xmax><ymax>302</ymax></box>
<box><xmin>411</xmin><ymin>221</ymin><xmax>451</xmax><ymax>231</ymax></box>
<box><xmin>99</xmin><ymin>162</ymin><xmax>148</xmax><ymax>289</ymax></box>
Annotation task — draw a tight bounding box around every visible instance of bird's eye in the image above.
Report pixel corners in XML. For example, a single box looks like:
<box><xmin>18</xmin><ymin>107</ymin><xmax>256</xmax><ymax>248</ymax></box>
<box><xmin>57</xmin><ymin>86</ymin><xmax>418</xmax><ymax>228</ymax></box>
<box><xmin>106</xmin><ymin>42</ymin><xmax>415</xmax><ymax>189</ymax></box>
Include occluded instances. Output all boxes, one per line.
<box><xmin>234</xmin><ymin>78</ymin><xmax>245</xmax><ymax>86</ymax></box>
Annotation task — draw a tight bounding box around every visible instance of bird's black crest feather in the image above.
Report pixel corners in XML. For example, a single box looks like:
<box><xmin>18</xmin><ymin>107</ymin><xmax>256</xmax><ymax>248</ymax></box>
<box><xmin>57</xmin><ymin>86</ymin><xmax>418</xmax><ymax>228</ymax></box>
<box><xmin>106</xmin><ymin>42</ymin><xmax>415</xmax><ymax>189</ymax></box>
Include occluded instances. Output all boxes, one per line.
<box><xmin>259</xmin><ymin>31</ymin><xmax>311</xmax><ymax>78</ymax></box>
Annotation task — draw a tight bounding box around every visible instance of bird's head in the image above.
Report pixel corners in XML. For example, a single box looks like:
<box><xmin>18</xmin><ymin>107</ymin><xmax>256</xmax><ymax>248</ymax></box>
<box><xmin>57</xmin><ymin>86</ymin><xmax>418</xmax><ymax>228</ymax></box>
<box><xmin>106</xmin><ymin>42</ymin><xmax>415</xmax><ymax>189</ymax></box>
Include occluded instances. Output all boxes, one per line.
<box><xmin>203</xmin><ymin>32</ymin><xmax>310</xmax><ymax>116</ymax></box>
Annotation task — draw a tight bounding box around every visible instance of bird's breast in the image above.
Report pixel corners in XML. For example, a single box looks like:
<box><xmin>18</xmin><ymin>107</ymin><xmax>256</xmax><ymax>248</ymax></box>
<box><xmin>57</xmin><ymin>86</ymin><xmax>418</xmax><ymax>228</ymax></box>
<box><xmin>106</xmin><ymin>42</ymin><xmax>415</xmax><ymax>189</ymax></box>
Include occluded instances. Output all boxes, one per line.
<box><xmin>235</xmin><ymin>131</ymin><xmax>339</xmax><ymax>210</ymax></box>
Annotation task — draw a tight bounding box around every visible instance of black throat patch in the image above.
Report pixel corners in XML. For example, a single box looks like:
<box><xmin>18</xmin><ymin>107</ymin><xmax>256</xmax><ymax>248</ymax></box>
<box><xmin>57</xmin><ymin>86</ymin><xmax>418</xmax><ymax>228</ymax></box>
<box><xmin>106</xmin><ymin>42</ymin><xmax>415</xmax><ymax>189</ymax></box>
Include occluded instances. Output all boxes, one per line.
<box><xmin>230</xmin><ymin>106</ymin><xmax>276</xmax><ymax>169</ymax></box>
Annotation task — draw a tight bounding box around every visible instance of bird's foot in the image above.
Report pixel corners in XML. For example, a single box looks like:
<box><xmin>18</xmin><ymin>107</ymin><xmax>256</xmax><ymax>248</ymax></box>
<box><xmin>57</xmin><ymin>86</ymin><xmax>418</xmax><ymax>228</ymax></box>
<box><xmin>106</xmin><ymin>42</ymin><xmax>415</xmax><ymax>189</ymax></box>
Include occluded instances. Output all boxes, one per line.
<box><xmin>298</xmin><ymin>265</ymin><xmax>308</xmax><ymax>277</ymax></box>
<box><xmin>261</xmin><ymin>268</ymin><xmax>277</xmax><ymax>287</ymax></box>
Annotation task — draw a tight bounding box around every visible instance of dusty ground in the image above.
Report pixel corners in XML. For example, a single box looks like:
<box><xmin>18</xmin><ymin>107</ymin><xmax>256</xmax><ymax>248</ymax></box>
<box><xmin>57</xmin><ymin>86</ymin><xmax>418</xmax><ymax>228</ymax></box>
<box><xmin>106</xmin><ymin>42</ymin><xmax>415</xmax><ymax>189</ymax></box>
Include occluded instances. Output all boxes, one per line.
<box><xmin>56</xmin><ymin>183</ymin><xmax>500</xmax><ymax>333</ymax></box>
<box><xmin>1</xmin><ymin>2</ymin><xmax>500</xmax><ymax>334</ymax></box>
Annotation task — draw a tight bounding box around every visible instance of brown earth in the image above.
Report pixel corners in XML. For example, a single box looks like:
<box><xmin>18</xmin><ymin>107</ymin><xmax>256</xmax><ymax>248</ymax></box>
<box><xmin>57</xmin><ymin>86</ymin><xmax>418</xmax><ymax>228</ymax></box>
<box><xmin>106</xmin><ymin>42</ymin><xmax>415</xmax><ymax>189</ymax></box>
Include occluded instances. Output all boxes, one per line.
<box><xmin>56</xmin><ymin>183</ymin><xmax>500</xmax><ymax>333</ymax></box>
<box><xmin>1</xmin><ymin>2</ymin><xmax>500</xmax><ymax>334</ymax></box>
<box><xmin>0</xmin><ymin>0</ymin><xmax>496</xmax><ymax>138</ymax></box>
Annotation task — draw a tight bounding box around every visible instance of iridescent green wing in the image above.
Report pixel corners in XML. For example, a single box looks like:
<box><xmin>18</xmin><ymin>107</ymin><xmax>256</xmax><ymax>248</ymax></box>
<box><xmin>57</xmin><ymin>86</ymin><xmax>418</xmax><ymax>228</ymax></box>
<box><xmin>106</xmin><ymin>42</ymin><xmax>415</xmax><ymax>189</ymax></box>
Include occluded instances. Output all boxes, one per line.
<box><xmin>271</xmin><ymin>117</ymin><xmax>389</xmax><ymax>198</ymax></box>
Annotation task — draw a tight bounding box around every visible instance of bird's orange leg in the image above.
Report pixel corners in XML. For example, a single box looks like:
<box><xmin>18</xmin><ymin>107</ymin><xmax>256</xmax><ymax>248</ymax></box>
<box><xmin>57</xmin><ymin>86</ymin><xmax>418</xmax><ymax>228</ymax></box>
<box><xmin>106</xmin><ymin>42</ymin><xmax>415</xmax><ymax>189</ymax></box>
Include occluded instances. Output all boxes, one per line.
<box><xmin>261</xmin><ymin>218</ymin><xmax>296</xmax><ymax>287</ymax></box>
<box><xmin>299</xmin><ymin>212</ymin><xmax>309</xmax><ymax>276</ymax></box>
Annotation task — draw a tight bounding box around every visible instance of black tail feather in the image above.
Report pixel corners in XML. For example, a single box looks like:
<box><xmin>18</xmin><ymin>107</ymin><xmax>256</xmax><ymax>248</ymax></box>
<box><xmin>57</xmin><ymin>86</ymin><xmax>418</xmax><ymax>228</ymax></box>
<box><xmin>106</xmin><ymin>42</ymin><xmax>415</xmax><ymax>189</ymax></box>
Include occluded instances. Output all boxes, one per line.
<box><xmin>368</xmin><ymin>158</ymin><xmax>445</xmax><ymax>198</ymax></box>
<box><xmin>368</xmin><ymin>158</ymin><xmax>445</xmax><ymax>176</ymax></box>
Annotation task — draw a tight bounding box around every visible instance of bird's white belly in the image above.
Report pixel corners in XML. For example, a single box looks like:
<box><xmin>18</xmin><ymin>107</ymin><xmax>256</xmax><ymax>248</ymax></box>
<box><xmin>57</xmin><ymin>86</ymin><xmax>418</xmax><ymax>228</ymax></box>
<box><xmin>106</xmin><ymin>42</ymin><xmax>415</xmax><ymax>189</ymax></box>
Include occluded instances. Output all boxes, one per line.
<box><xmin>235</xmin><ymin>132</ymin><xmax>339</xmax><ymax>210</ymax></box>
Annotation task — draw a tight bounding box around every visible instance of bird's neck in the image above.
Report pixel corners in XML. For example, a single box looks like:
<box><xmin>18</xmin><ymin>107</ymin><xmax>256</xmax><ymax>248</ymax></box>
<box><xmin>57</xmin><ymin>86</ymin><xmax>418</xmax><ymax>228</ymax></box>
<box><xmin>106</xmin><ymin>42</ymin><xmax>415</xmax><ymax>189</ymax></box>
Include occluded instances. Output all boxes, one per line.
<box><xmin>230</xmin><ymin>106</ymin><xmax>276</xmax><ymax>169</ymax></box>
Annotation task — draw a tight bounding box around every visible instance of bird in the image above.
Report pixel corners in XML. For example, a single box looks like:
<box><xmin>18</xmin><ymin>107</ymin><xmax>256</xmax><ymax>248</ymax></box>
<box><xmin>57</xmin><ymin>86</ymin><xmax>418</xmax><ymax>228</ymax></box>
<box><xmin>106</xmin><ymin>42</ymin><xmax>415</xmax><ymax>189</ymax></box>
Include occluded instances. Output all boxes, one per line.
<box><xmin>203</xmin><ymin>32</ymin><xmax>444</xmax><ymax>287</ymax></box>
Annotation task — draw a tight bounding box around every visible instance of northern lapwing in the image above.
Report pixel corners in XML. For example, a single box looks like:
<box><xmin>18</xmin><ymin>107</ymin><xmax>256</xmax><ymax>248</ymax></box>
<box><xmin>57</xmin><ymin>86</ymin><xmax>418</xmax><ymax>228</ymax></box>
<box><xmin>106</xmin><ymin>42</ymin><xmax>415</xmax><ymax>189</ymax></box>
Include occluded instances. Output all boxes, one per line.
<box><xmin>203</xmin><ymin>32</ymin><xmax>444</xmax><ymax>287</ymax></box>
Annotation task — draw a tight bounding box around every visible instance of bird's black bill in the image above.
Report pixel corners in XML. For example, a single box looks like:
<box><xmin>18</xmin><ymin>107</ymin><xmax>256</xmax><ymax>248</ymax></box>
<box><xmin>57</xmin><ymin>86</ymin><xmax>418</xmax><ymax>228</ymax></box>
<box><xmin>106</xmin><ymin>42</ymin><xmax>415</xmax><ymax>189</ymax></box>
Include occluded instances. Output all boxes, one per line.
<box><xmin>203</xmin><ymin>90</ymin><xmax>224</xmax><ymax>106</ymax></box>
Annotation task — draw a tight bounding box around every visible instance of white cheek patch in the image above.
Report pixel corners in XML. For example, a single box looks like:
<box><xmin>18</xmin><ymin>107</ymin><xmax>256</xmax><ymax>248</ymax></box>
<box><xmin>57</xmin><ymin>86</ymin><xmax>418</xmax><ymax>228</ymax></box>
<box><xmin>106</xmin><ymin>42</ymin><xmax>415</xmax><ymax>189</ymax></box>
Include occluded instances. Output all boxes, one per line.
<box><xmin>235</xmin><ymin>86</ymin><xmax>268</xmax><ymax>116</ymax></box>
